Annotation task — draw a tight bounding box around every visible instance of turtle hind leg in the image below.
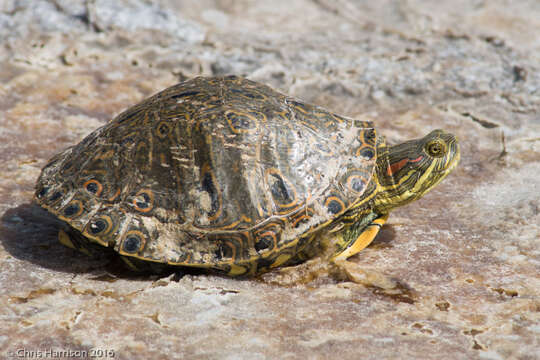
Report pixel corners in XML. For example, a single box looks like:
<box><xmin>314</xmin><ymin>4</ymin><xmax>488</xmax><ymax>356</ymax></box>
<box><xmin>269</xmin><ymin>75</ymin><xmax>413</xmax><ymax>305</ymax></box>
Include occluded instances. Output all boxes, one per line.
<box><xmin>330</xmin><ymin>214</ymin><xmax>399</xmax><ymax>289</ymax></box>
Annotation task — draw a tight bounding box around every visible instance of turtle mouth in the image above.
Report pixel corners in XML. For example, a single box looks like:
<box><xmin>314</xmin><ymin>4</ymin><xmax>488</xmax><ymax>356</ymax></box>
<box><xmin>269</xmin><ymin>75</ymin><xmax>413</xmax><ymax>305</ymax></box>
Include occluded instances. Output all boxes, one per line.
<box><xmin>436</xmin><ymin>154</ymin><xmax>459</xmax><ymax>174</ymax></box>
<box><xmin>436</xmin><ymin>141</ymin><xmax>460</xmax><ymax>174</ymax></box>
<box><xmin>411</xmin><ymin>151</ymin><xmax>459</xmax><ymax>199</ymax></box>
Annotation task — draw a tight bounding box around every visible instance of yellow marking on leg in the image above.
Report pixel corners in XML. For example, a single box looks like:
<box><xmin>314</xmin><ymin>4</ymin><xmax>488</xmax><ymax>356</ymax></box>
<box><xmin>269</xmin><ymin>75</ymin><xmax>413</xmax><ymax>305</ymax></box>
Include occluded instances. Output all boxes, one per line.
<box><xmin>121</xmin><ymin>257</ymin><xmax>140</xmax><ymax>271</ymax></box>
<box><xmin>332</xmin><ymin>214</ymin><xmax>388</xmax><ymax>261</ymax></box>
<box><xmin>59</xmin><ymin>229</ymin><xmax>91</xmax><ymax>256</ymax></box>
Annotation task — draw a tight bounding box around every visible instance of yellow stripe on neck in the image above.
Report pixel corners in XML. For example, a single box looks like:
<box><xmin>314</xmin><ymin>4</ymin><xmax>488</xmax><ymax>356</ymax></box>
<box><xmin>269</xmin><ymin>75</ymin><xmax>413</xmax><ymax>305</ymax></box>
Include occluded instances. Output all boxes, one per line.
<box><xmin>375</xmin><ymin>159</ymin><xmax>438</xmax><ymax>211</ymax></box>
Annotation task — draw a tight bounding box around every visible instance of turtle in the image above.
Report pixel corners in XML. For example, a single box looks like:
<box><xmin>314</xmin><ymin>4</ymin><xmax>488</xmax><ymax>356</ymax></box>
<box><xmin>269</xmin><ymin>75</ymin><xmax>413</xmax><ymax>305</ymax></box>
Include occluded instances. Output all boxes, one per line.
<box><xmin>34</xmin><ymin>75</ymin><xmax>459</xmax><ymax>281</ymax></box>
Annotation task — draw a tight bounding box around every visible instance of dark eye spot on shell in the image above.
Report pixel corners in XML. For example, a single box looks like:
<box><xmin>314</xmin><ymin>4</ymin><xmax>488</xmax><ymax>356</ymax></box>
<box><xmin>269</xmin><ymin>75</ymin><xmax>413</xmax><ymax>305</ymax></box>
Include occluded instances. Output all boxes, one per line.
<box><xmin>359</xmin><ymin>147</ymin><xmax>375</xmax><ymax>160</ymax></box>
<box><xmin>136</xmin><ymin>193</ymin><xmax>151</xmax><ymax>209</ymax></box>
<box><xmin>255</xmin><ymin>236</ymin><xmax>273</xmax><ymax>253</ymax></box>
<box><xmin>64</xmin><ymin>203</ymin><xmax>80</xmax><ymax>217</ymax></box>
<box><xmin>37</xmin><ymin>186</ymin><xmax>49</xmax><ymax>198</ymax></box>
<box><xmin>123</xmin><ymin>235</ymin><xmax>141</xmax><ymax>253</ymax></box>
<box><xmin>89</xmin><ymin>219</ymin><xmax>107</xmax><ymax>234</ymax></box>
<box><xmin>84</xmin><ymin>180</ymin><xmax>103</xmax><ymax>197</ymax></box>
<box><xmin>348</xmin><ymin>176</ymin><xmax>366</xmax><ymax>193</ymax></box>
<box><xmin>202</xmin><ymin>171</ymin><xmax>220</xmax><ymax>216</ymax></box>
<box><xmin>156</xmin><ymin>122</ymin><xmax>170</xmax><ymax>137</ymax></box>
<box><xmin>86</xmin><ymin>182</ymin><xmax>99</xmax><ymax>194</ymax></box>
<box><xmin>327</xmin><ymin>199</ymin><xmax>343</xmax><ymax>214</ymax></box>
<box><xmin>270</xmin><ymin>174</ymin><xmax>294</xmax><ymax>205</ymax></box>
<box><xmin>226</xmin><ymin>112</ymin><xmax>256</xmax><ymax>132</ymax></box>
<box><xmin>131</xmin><ymin>190</ymin><xmax>154</xmax><ymax>213</ymax></box>
<box><xmin>49</xmin><ymin>191</ymin><xmax>63</xmax><ymax>202</ymax></box>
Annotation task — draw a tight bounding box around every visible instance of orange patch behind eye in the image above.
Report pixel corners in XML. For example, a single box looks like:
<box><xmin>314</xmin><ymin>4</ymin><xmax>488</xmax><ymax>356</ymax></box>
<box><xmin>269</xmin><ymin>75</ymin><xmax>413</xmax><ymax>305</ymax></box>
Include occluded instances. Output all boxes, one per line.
<box><xmin>387</xmin><ymin>155</ymin><xmax>423</xmax><ymax>176</ymax></box>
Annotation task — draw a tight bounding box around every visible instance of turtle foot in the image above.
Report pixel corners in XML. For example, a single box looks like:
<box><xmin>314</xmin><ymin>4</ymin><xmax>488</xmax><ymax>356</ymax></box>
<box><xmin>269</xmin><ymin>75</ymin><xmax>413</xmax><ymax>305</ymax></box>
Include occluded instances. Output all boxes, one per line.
<box><xmin>259</xmin><ymin>258</ymin><xmax>330</xmax><ymax>286</ymax></box>
<box><xmin>330</xmin><ymin>258</ymin><xmax>398</xmax><ymax>289</ymax></box>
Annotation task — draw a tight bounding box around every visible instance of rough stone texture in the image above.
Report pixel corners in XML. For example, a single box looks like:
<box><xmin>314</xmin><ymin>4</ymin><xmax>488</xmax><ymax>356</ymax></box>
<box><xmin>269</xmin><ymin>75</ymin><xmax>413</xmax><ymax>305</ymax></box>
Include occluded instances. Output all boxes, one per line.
<box><xmin>1</xmin><ymin>1</ymin><xmax>539</xmax><ymax>359</ymax></box>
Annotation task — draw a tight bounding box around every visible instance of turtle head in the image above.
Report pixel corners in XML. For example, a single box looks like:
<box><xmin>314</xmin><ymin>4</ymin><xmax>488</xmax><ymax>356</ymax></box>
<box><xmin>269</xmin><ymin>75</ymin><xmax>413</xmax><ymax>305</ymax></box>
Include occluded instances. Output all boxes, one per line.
<box><xmin>373</xmin><ymin>129</ymin><xmax>460</xmax><ymax>214</ymax></box>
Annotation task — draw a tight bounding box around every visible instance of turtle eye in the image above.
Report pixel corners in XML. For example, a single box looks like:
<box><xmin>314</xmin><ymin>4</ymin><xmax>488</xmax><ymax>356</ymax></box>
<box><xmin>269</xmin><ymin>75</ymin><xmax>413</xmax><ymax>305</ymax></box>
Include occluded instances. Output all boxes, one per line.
<box><xmin>425</xmin><ymin>140</ymin><xmax>446</xmax><ymax>157</ymax></box>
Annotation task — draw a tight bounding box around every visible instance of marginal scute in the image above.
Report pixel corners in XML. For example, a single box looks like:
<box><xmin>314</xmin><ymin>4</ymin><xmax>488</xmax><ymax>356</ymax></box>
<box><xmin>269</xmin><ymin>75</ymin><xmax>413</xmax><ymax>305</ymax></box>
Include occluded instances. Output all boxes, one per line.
<box><xmin>63</xmin><ymin>201</ymin><xmax>83</xmax><ymax>218</ymax></box>
<box><xmin>87</xmin><ymin>217</ymin><xmax>108</xmax><ymax>235</ymax></box>
<box><xmin>120</xmin><ymin>229</ymin><xmax>147</xmax><ymax>254</ymax></box>
<box><xmin>82</xmin><ymin>207</ymin><xmax>126</xmax><ymax>246</ymax></box>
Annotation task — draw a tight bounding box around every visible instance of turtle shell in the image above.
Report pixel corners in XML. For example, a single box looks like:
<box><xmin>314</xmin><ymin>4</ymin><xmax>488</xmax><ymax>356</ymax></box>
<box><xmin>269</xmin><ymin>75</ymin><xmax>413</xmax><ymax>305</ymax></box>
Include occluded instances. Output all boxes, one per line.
<box><xmin>35</xmin><ymin>76</ymin><xmax>378</xmax><ymax>275</ymax></box>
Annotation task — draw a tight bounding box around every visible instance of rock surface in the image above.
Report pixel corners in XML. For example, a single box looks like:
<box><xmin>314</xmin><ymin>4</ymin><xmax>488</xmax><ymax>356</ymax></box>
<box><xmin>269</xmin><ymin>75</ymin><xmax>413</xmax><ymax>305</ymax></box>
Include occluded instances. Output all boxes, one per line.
<box><xmin>1</xmin><ymin>1</ymin><xmax>539</xmax><ymax>359</ymax></box>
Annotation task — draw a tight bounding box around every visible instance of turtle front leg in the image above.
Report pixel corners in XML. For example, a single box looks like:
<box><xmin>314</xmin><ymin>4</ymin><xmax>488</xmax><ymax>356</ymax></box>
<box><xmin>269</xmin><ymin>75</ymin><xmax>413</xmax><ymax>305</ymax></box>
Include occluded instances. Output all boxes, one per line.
<box><xmin>331</xmin><ymin>214</ymin><xmax>397</xmax><ymax>288</ymax></box>
<box><xmin>332</xmin><ymin>214</ymin><xmax>388</xmax><ymax>260</ymax></box>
